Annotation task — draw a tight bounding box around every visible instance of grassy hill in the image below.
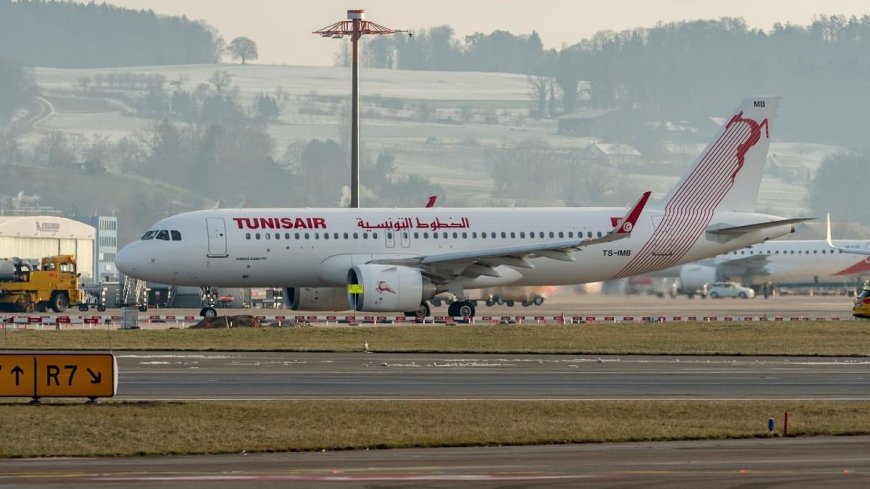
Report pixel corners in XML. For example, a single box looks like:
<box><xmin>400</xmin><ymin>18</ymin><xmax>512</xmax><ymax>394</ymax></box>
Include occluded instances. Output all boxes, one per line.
<box><xmin>20</xmin><ymin>64</ymin><xmax>843</xmax><ymax>226</ymax></box>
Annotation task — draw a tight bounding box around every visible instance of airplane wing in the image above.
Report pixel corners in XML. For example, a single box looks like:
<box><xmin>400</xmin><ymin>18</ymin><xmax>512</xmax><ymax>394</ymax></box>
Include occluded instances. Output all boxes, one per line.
<box><xmin>826</xmin><ymin>213</ymin><xmax>870</xmax><ymax>255</ymax></box>
<box><xmin>373</xmin><ymin>192</ymin><xmax>651</xmax><ymax>282</ymax></box>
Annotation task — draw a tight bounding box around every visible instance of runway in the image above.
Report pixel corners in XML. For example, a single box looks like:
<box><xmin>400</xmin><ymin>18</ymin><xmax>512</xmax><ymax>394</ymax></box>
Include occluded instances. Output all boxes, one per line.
<box><xmin>1</xmin><ymin>436</ymin><xmax>867</xmax><ymax>488</ymax></box>
<box><xmin>115</xmin><ymin>352</ymin><xmax>870</xmax><ymax>400</ymax></box>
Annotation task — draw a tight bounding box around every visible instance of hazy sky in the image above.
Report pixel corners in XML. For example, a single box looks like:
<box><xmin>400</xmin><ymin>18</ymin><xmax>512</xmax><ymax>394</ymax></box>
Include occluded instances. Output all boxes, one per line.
<box><xmin>99</xmin><ymin>1</ymin><xmax>870</xmax><ymax>66</ymax></box>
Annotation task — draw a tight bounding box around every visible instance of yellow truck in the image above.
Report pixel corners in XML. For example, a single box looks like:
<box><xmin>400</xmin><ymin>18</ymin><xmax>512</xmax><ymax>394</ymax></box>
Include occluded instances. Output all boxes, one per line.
<box><xmin>0</xmin><ymin>255</ymin><xmax>82</xmax><ymax>313</ymax></box>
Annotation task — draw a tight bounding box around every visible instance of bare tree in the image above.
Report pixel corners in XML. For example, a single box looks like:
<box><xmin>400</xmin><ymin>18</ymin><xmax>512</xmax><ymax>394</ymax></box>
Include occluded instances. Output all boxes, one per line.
<box><xmin>228</xmin><ymin>37</ymin><xmax>258</xmax><ymax>64</ymax></box>
<box><xmin>527</xmin><ymin>75</ymin><xmax>549</xmax><ymax>119</ymax></box>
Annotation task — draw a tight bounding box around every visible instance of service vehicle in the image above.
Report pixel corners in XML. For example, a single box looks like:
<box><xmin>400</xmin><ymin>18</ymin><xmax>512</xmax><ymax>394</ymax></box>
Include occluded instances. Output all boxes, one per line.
<box><xmin>852</xmin><ymin>285</ymin><xmax>870</xmax><ymax>318</ymax></box>
<box><xmin>707</xmin><ymin>281</ymin><xmax>755</xmax><ymax>299</ymax></box>
<box><xmin>0</xmin><ymin>255</ymin><xmax>83</xmax><ymax>312</ymax></box>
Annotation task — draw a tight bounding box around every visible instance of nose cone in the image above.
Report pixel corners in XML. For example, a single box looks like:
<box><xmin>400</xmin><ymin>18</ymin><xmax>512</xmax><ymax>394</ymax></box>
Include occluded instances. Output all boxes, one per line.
<box><xmin>114</xmin><ymin>243</ymin><xmax>138</xmax><ymax>277</ymax></box>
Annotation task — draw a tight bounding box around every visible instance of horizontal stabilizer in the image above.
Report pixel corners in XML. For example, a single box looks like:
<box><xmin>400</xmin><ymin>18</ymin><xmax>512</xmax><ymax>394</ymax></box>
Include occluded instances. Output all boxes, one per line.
<box><xmin>707</xmin><ymin>217</ymin><xmax>812</xmax><ymax>236</ymax></box>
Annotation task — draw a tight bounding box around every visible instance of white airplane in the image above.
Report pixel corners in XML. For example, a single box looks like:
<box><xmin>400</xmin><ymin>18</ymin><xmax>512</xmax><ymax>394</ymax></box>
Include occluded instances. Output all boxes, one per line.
<box><xmin>664</xmin><ymin>238</ymin><xmax>870</xmax><ymax>297</ymax></box>
<box><xmin>116</xmin><ymin>97</ymin><xmax>806</xmax><ymax>318</ymax></box>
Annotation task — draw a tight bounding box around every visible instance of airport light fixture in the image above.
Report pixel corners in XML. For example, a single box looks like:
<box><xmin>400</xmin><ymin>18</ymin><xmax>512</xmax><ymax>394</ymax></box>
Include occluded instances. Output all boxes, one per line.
<box><xmin>314</xmin><ymin>9</ymin><xmax>408</xmax><ymax>208</ymax></box>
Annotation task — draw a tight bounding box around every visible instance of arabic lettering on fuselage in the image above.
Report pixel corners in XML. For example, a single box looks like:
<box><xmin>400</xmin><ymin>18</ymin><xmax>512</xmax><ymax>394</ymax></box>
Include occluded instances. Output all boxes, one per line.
<box><xmin>355</xmin><ymin>216</ymin><xmax>471</xmax><ymax>231</ymax></box>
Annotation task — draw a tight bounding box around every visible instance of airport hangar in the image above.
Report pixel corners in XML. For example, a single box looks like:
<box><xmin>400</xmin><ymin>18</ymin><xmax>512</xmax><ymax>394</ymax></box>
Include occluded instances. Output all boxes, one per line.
<box><xmin>0</xmin><ymin>215</ymin><xmax>118</xmax><ymax>284</ymax></box>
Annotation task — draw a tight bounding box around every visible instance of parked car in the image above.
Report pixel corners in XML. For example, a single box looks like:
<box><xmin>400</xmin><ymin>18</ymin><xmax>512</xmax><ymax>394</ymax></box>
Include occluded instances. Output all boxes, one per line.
<box><xmin>707</xmin><ymin>282</ymin><xmax>755</xmax><ymax>299</ymax></box>
<box><xmin>853</xmin><ymin>285</ymin><xmax>870</xmax><ymax>318</ymax></box>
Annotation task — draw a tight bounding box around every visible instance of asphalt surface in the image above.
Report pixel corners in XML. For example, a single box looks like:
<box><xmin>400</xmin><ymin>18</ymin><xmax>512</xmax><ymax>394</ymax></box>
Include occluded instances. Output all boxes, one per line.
<box><xmin>5</xmin><ymin>294</ymin><xmax>868</xmax><ymax>488</ymax></box>
<box><xmin>114</xmin><ymin>352</ymin><xmax>870</xmax><ymax>400</ymax></box>
<box><xmin>1</xmin><ymin>436</ymin><xmax>867</xmax><ymax>488</ymax></box>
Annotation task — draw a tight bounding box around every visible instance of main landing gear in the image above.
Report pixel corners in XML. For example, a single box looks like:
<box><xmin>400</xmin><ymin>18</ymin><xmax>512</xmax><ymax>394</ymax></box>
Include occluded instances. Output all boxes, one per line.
<box><xmin>447</xmin><ymin>300</ymin><xmax>476</xmax><ymax>318</ymax></box>
<box><xmin>404</xmin><ymin>302</ymin><xmax>431</xmax><ymax>321</ymax></box>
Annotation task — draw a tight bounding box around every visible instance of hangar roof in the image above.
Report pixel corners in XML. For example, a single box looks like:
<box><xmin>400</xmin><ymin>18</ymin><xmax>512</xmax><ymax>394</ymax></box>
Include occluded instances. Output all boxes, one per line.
<box><xmin>0</xmin><ymin>216</ymin><xmax>95</xmax><ymax>239</ymax></box>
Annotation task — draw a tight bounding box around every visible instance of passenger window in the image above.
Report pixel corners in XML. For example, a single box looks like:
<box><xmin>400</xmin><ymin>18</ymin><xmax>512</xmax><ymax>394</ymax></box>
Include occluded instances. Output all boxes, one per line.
<box><xmin>597</xmin><ymin>232</ymin><xmax>602</xmax><ymax>238</ymax></box>
<box><xmin>285</xmin><ymin>233</ymin><xmax>290</xmax><ymax>239</ymax></box>
<box><xmin>343</xmin><ymin>233</ymin><xmax>349</xmax><ymax>239</ymax></box>
<box><xmin>353</xmin><ymin>233</ymin><xmax>359</xmax><ymax>239</ymax></box>
<box><xmin>265</xmin><ymin>233</ymin><xmax>271</xmax><ymax>240</ymax></box>
<box><xmin>520</xmin><ymin>232</ymin><xmax>526</xmax><ymax>238</ymax></box>
<box><xmin>558</xmin><ymin>232</ymin><xmax>564</xmax><ymax>238</ymax></box>
<box><xmin>295</xmin><ymin>233</ymin><xmax>300</xmax><ymax>239</ymax></box>
<box><xmin>372</xmin><ymin>233</ymin><xmax>378</xmax><ymax>239</ymax></box>
<box><xmin>387</xmin><ymin>232</ymin><xmax>393</xmax><ymax>239</ymax></box>
<box><xmin>334</xmin><ymin>233</ymin><xmax>339</xmax><ymax>239</ymax></box>
<box><xmin>256</xmin><ymin>233</ymin><xmax>261</xmax><ymax>240</ymax></box>
<box><xmin>304</xmin><ymin>233</ymin><xmax>310</xmax><ymax>239</ymax></box>
<box><xmin>453</xmin><ymin>232</ymin><xmax>458</xmax><ymax>239</ymax></box>
<box><xmin>414</xmin><ymin>232</ymin><xmax>419</xmax><ymax>239</ymax></box>
<box><xmin>472</xmin><ymin>232</ymin><xmax>477</xmax><ymax>238</ymax></box>
<box><xmin>246</xmin><ymin>233</ymin><xmax>251</xmax><ymax>240</ymax></box>
<box><xmin>501</xmin><ymin>232</ymin><xmax>506</xmax><ymax>238</ymax></box>
<box><xmin>170</xmin><ymin>230</ymin><xmax>182</xmax><ymax>241</ymax></box>
<box><xmin>156</xmin><ymin>230</ymin><xmax>170</xmax><ymax>240</ymax></box>
<box><xmin>462</xmin><ymin>232</ymin><xmax>467</xmax><ymax>239</ymax></box>
<box><xmin>323</xmin><ymin>233</ymin><xmax>329</xmax><ymax>240</ymax></box>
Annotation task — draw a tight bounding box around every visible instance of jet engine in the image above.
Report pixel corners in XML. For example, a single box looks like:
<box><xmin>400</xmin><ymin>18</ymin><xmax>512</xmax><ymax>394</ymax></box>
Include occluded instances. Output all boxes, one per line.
<box><xmin>678</xmin><ymin>264</ymin><xmax>718</xmax><ymax>295</ymax></box>
<box><xmin>283</xmin><ymin>287</ymin><xmax>348</xmax><ymax>311</ymax></box>
<box><xmin>347</xmin><ymin>264</ymin><xmax>435</xmax><ymax>312</ymax></box>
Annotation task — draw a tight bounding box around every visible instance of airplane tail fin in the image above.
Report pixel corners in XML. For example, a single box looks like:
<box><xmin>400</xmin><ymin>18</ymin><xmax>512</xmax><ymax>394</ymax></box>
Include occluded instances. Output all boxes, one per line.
<box><xmin>658</xmin><ymin>97</ymin><xmax>779</xmax><ymax>213</ymax></box>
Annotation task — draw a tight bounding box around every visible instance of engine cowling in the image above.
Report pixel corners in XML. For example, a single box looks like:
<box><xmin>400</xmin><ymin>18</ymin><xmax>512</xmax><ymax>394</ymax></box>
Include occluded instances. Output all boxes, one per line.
<box><xmin>347</xmin><ymin>264</ymin><xmax>435</xmax><ymax>312</ymax></box>
<box><xmin>283</xmin><ymin>287</ymin><xmax>348</xmax><ymax>311</ymax></box>
<box><xmin>679</xmin><ymin>264</ymin><xmax>718</xmax><ymax>292</ymax></box>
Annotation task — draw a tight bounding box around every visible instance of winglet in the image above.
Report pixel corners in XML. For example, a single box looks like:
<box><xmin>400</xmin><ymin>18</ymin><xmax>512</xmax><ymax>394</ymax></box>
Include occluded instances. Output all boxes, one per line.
<box><xmin>825</xmin><ymin>214</ymin><xmax>870</xmax><ymax>255</ymax></box>
<box><xmin>613</xmin><ymin>191</ymin><xmax>651</xmax><ymax>235</ymax></box>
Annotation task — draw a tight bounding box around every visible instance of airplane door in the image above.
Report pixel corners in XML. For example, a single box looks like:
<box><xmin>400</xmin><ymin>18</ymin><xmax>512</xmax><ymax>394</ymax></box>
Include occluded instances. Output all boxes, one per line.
<box><xmin>385</xmin><ymin>231</ymin><xmax>396</xmax><ymax>248</ymax></box>
<box><xmin>400</xmin><ymin>230</ymin><xmax>411</xmax><ymax>248</ymax></box>
<box><xmin>206</xmin><ymin>218</ymin><xmax>228</xmax><ymax>257</ymax></box>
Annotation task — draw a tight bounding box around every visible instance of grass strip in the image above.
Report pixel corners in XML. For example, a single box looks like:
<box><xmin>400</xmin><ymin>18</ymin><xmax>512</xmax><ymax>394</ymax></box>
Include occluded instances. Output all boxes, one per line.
<box><xmin>2</xmin><ymin>322</ymin><xmax>869</xmax><ymax>356</ymax></box>
<box><xmin>0</xmin><ymin>400</ymin><xmax>867</xmax><ymax>457</ymax></box>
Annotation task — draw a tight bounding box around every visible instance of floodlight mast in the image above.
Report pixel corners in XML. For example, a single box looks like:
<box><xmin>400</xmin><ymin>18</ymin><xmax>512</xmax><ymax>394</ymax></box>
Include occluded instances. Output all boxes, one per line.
<box><xmin>313</xmin><ymin>9</ymin><xmax>407</xmax><ymax>208</ymax></box>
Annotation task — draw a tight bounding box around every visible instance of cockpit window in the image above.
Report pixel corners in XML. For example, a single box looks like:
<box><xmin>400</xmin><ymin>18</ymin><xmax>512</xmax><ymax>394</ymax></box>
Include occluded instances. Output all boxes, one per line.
<box><xmin>141</xmin><ymin>231</ymin><xmax>158</xmax><ymax>240</ymax></box>
<box><xmin>171</xmin><ymin>230</ymin><xmax>181</xmax><ymax>241</ymax></box>
<box><xmin>156</xmin><ymin>230</ymin><xmax>170</xmax><ymax>241</ymax></box>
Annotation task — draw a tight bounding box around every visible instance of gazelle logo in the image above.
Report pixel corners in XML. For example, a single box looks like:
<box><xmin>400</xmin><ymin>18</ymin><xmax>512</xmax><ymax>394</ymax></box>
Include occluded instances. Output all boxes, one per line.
<box><xmin>36</xmin><ymin>222</ymin><xmax>60</xmax><ymax>233</ymax></box>
<box><xmin>376</xmin><ymin>281</ymin><xmax>396</xmax><ymax>294</ymax></box>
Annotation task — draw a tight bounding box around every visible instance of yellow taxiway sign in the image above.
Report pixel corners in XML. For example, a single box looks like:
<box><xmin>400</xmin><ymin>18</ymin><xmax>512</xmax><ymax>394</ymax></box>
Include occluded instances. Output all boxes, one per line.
<box><xmin>0</xmin><ymin>353</ymin><xmax>117</xmax><ymax>398</ymax></box>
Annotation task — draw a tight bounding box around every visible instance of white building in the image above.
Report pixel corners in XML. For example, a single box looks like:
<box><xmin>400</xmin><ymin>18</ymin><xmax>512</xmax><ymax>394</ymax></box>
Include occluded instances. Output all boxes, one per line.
<box><xmin>0</xmin><ymin>216</ymin><xmax>96</xmax><ymax>283</ymax></box>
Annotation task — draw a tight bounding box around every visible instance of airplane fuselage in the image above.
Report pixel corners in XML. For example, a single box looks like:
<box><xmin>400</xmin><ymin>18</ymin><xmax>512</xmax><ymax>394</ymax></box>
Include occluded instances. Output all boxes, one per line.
<box><xmin>118</xmin><ymin>206</ymin><xmax>794</xmax><ymax>290</ymax></box>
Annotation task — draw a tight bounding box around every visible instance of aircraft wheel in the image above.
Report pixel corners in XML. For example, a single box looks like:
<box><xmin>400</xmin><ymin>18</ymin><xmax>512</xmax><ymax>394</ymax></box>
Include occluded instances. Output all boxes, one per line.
<box><xmin>505</xmin><ymin>300</ymin><xmax>515</xmax><ymax>307</ymax></box>
<box><xmin>533</xmin><ymin>296</ymin><xmax>544</xmax><ymax>306</ymax></box>
<box><xmin>78</xmin><ymin>304</ymin><xmax>89</xmax><ymax>312</ymax></box>
<box><xmin>200</xmin><ymin>307</ymin><xmax>217</xmax><ymax>318</ymax></box>
<box><xmin>406</xmin><ymin>302</ymin><xmax>430</xmax><ymax>320</ymax></box>
<box><xmin>455</xmin><ymin>301</ymin><xmax>475</xmax><ymax>318</ymax></box>
<box><xmin>97</xmin><ymin>305</ymin><xmax>106</xmax><ymax>312</ymax></box>
<box><xmin>447</xmin><ymin>302</ymin><xmax>458</xmax><ymax>317</ymax></box>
